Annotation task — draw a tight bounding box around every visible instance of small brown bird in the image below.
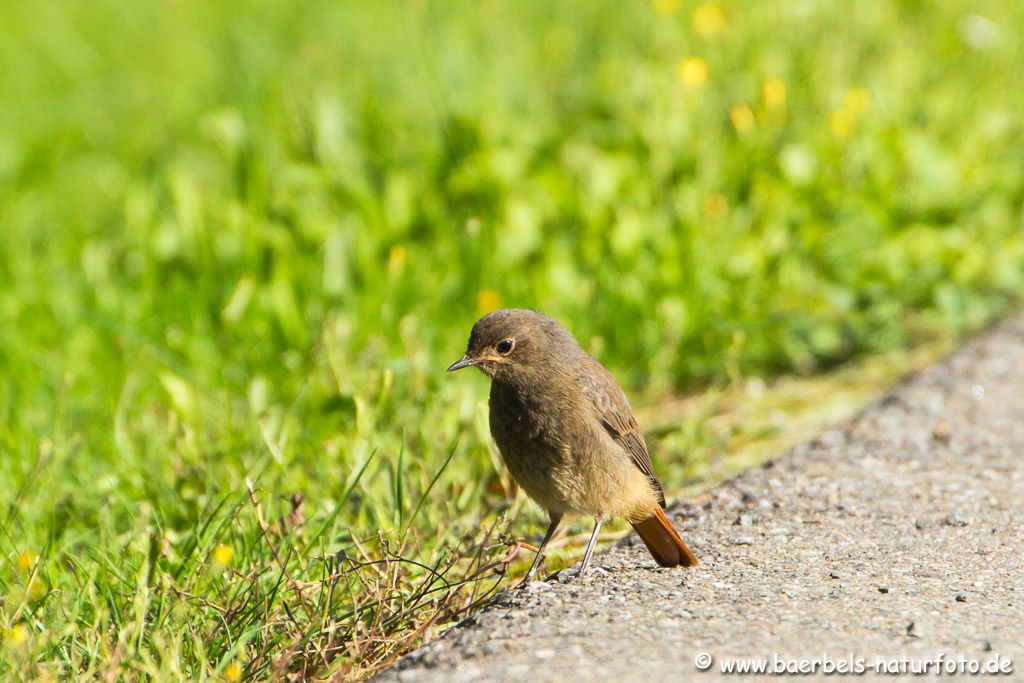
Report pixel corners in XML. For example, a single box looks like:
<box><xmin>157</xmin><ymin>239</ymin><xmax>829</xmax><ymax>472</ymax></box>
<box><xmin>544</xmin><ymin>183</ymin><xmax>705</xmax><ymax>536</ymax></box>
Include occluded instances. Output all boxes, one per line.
<box><xmin>448</xmin><ymin>308</ymin><xmax>697</xmax><ymax>584</ymax></box>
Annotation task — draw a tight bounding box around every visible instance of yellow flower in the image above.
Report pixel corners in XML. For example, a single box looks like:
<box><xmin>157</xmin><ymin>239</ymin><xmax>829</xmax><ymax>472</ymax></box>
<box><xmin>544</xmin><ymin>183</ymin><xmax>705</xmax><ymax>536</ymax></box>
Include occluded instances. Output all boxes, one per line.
<box><xmin>5</xmin><ymin>624</ymin><xmax>28</xmax><ymax>647</ymax></box>
<box><xmin>16</xmin><ymin>550</ymin><xmax>38</xmax><ymax>572</ymax></box>
<box><xmin>677</xmin><ymin>57</ymin><xmax>708</xmax><ymax>87</ymax></box>
<box><xmin>652</xmin><ymin>0</ymin><xmax>681</xmax><ymax>16</ymax></box>
<box><xmin>691</xmin><ymin>4</ymin><xmax>726</xmax><ymax>37</ymax></box>
<box><xmin>387</xmin><ymin>244</ymin><xmax>407</xmax><ymax>274</ymax></box>
<box><xmin>213</xmin><ymin>543</ymin><xmax>234</xmax><ymax>568</ymax></box>
<box><xmin>730</xmin><ymin>104</ymin><xmax>755</xmax><ymax>133</ymax></box>
<box><xmin>701</xmin><ymin>193</ymin><xmax>728</xmax><ymax>220</ymax></box>
<box><xmin>845</xmin><ymin>87</ymin><xmax>871</xmax><ymax>116</ymax></box>
<box><xmin>762</xmin><ymin>78</ymin><xmax>787</xmax><ymax>109</ymax></box>
<box><xmin>28</xmin><ymin>579</ymin><xmax>47</xmax><ymax>601</ymax></box>
<box><xmin>223</xmin><ymin>662</ymin><xmax>243</xmax><ymax>682</ymax></box>
<box><xmin>475</xmin><ymin>290</ymin><xmax>502</xmax><ymax>316</ymax></box>
<box><xmin>828</xmin><ymin>110</ymin><xmax>853</xmax><ymax>139</ymax></box>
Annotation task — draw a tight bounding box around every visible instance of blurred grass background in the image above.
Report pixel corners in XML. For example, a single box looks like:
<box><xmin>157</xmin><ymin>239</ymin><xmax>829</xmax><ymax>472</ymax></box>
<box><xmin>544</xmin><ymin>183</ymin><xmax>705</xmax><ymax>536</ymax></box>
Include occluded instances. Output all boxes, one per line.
<box><xmin>1</xmin><ymin>0</ymin><xmax>1023</xmax><ymax>678</ymax></box>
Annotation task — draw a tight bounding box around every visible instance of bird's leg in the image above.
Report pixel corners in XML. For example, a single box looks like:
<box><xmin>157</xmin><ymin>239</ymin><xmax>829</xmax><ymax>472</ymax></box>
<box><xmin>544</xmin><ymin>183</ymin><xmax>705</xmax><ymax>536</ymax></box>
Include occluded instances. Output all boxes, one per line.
<box><xmin>578</xmin><ymin>517</ymin><xmax>604</xmax><ymax>577</ymax></box>
<box><xmin>516</xmin><ymin>512</ymin><xmax>562</xmax><ymax>588</ymax></box>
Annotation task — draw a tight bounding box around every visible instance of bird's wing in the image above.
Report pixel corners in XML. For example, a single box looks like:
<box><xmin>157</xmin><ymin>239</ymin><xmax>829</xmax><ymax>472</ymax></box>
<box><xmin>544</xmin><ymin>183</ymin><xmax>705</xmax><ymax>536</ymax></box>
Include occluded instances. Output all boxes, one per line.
<box><xmin>577</xmin><ymin>365</ymin><xmax>666</xmax><ymax>508</ymax></box>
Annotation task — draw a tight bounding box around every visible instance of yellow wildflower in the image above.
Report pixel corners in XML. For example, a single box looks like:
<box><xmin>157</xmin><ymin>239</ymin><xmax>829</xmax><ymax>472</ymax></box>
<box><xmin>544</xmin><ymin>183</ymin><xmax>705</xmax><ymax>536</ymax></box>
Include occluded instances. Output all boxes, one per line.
<box><xmin>28</xmin><ymin>579</ymin><xmax>47</xmax><ymax>601</ymax></box>
<box><xmin>701</xmin><ymin>193</ymin><xmax>728</xmax><ymax>220</ymax></box>
<box><xmin>387</xmin><ymin>244</ymin><xmax>407</xmax><ymax>274</ymax></box>
<box><xmin>843</xmin><ymin>87</ymin><xmax>868</xmax><ymax>117</ymax></box>
<box><xmin>16</xmin><ymin>550</ymin><xmax>38</xmax><ymax>572</ymax></box>
<box><xmin>845</xmin><ymin>87</ymin><xmax>871</xmax><ymax>116</ymax></box>
<box><xmin>652</xmin><ymin>0</ymin><xmax>681</xmax><ymax>16</ymax></box>
<box><xmin>5</xmin><ymin>624</ymin><xmax>28</xmax><ymax>647</ymax></box>
<box><xmin>475</xmin><ymin>290</ymin><xmax>502</xmax><ymax>316</ymax></box>
<box><xmin>730</xmin><ymin>104</ymin><xmax>755</xmax><ymax>133</ymax></box>
<box><xmin>762</xmin><ymin>78</ymin><xmax>787</xmax><ymax>109</ymax></box>
<box><xmin>691</xmin><ymin>4</ymin><xmax>726</xmax><ymax>38</ymax></box>
<box><xmin>677</xmin><ymin>57</ymin><xmax>708</xmax><ymax>87</ymax></box>
<box><xmin>828</xmin><ymin>110</ymin><xmax>853</xmax><ymax>139</ymax></box>
<box><xmin>223</xmin><ymin>662</ymin><xmax>243</xmax><ymax>682</ymax></box>
<box><xmin>213</xmin><ymin>543</ymin><xmax>234</xmax><ymax>568</ymax></box>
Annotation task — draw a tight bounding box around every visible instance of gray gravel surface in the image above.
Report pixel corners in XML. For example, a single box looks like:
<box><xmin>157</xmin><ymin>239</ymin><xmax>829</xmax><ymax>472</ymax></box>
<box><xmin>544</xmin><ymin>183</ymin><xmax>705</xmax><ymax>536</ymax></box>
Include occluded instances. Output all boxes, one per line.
<box><xmin>378</xmin><ymin>317</ymin><xmax>1024</xmax><ymax>682</ymax></box>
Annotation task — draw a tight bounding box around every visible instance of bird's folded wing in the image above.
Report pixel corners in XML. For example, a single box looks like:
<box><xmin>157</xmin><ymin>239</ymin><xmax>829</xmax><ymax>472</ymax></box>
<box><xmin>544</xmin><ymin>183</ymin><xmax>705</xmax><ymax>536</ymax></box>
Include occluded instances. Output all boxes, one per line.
<box><xmin>577</xmin><ymin>366</ymin><xmax>667</xmax><ymax>508</ymax></box>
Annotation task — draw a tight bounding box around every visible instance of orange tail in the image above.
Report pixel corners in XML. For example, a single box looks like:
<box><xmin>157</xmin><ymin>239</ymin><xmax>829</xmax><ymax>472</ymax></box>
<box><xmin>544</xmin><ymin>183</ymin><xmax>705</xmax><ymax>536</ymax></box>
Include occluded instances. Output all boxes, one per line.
<box><xmin>631</xmin><ymin>506</ymin><xmax>698</xmax><ymax>568</ymax></box>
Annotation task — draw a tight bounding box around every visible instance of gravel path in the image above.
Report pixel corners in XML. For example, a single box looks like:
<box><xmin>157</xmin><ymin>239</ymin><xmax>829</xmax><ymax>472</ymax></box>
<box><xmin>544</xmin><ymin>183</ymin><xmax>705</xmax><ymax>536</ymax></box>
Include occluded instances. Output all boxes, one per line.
<box><xmin>378</xmin><ymin>316</ymin><xmax>1024</xmax><ymax>682</ymax></box>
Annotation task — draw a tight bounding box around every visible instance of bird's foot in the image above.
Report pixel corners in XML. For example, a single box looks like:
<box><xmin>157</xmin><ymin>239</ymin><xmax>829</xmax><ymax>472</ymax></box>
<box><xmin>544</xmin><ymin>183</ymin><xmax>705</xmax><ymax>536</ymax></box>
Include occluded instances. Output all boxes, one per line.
<box><xmin>514</xmin><ymin>569</ymin><xmax>544</xmax><ymax>590</ymax></box>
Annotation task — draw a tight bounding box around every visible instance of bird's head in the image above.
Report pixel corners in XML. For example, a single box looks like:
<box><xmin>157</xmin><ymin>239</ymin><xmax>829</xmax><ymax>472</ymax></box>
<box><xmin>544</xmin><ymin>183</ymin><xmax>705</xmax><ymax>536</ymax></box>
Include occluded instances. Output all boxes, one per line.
<box><xmin>447</xmin><ymin>308</ymin><xmax>580</xmax><ymax>381</ymax></box>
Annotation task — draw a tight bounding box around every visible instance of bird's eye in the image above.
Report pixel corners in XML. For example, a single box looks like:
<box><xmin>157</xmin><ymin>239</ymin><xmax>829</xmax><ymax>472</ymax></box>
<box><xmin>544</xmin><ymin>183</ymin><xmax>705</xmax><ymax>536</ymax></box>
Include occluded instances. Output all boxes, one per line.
<box><xmin>495</xmin><ymin>339</ymin><xmax>515</xmax><ymax>355</ymax></box>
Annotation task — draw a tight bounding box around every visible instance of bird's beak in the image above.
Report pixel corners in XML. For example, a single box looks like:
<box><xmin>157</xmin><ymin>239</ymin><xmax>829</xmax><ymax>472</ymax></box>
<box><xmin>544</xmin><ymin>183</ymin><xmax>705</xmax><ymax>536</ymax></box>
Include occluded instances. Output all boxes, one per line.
<box><xmin>446</xmin><ymin>354</ymin><xmax>478</xmax><ymax>372</ymax></box>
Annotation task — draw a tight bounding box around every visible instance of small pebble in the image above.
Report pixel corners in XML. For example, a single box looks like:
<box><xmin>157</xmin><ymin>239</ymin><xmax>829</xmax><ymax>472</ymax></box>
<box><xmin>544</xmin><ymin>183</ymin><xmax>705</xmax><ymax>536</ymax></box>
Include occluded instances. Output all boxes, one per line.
<box><xmin>828</xmin><ymin>572</ymin><xmax>840</xmax><ymax>580</ymax></box>
<box><xmin>817</xmin><ymin>430</ymin><xmax>845</xmax><ymax>448</ymax></box>
<box><xmin>956</xmin><ymin>592</ymin><xmax>968</xmax><ymax>602</ymax></box>
<box><xmin>945</xmin><ymin>513</ymin><xmax>971</xmax><ymax>527</ymax></box>
<box><xmin>878</xmin><ymin>587</ymin><xmax>889</xmax><ymax>594</ymax></box>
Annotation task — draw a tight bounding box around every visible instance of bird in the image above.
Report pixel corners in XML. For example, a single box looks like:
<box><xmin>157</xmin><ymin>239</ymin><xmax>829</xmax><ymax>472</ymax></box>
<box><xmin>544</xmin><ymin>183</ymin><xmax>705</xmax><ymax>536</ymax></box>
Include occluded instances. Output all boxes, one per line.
<box><xmin>448</xmin><ymin>308</ymin><xmax>697</xmax><ymax>584</ymax></box>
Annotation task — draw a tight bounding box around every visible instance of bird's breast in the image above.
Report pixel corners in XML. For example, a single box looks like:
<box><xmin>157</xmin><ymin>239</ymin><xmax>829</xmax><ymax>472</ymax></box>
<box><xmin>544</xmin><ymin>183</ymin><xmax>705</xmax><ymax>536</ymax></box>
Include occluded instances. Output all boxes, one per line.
<box><xmin>487</xmin><ymin>379</ymin><xmax>650</xmax><ymax>517</ymax></box>
<box><xmin>488</xmin><ymin>381</ymin><xmax>563</xmax><ymax>452</ymax></box>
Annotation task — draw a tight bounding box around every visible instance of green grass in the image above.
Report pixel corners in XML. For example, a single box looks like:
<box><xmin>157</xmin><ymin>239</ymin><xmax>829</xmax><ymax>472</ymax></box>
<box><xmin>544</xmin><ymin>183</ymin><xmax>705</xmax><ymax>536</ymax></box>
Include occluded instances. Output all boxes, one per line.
<box><xmin>2</xmin><ymin>0</ymin><xmax>1023</xmax><ymax>678</ymax></box>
